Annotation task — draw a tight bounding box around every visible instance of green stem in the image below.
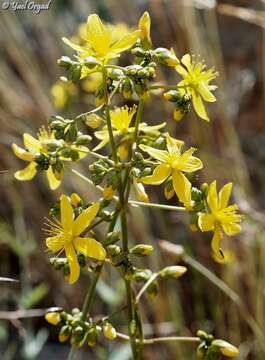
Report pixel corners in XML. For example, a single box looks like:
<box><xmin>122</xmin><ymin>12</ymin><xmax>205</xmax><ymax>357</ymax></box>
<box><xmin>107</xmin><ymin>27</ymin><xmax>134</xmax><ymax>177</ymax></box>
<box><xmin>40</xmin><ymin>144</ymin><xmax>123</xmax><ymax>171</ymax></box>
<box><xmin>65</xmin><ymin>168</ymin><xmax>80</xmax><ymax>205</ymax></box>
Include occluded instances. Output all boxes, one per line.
<box><xmin>102</xmin><ymin>65</ymin><xmax>139</xmax><ymax>359</ymax></box>
<box><xmin>133</xmin><ymin>97</ymin><xmax>145</xmax><ymax>143</ymax></box>
<box><xmin>129</xmin><ymin>200</ymin><xmax>186</xmax><ymax>212</ymax></box>
<box><xmin>116</xmin><ymin>332</ymin><xmax>200</xmax><ymax>345</ymax></box>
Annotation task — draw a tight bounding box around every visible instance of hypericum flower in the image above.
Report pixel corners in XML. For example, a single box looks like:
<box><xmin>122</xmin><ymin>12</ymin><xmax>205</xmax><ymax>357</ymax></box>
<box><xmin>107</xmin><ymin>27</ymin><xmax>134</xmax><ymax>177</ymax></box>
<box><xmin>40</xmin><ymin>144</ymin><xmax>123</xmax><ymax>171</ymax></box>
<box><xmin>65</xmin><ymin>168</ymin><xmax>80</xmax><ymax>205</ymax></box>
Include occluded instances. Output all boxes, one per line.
<box><xmin>12</xmin><ymin>128</ymin><xmax>62</xmax><ymax>190</ymax></box>
<box><xmin>175</xmin><ymin>54</ymin><xmax>218</xmax><ymax>121</ymax></box>
<box><xmin>94</xmin><ymin>105</ymin><xmax>166</xmax><ymax>151</ymax></box>
<box><xmin>45</xmin><ymin>195</ymin><xmax>106</xmax><ymax>284</ymax></box>
<box><xmin>140</xmin><ymin>134</ymin><xmax>203</xmax><ymax>208</ymax></box>
<box><xmin>198</xmin><ymin>181</ymin><xmax>242</xmax><ymax>261</ymax></box>
<box><xmin>62</xmin><ymin>14</ymin><xmax>140</xmax><ymax>63</ymax></box>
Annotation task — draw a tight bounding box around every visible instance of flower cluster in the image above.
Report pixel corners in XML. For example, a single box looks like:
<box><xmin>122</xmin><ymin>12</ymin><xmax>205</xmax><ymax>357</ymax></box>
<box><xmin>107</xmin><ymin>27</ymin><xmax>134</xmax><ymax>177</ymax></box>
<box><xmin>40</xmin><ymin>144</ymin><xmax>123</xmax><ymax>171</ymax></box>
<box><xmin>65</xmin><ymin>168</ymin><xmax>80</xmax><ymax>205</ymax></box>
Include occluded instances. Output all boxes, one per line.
<box><xmin>11</xmin><ymin>11</ymin><xmax>241</xmax><ymax>360</ymax></box>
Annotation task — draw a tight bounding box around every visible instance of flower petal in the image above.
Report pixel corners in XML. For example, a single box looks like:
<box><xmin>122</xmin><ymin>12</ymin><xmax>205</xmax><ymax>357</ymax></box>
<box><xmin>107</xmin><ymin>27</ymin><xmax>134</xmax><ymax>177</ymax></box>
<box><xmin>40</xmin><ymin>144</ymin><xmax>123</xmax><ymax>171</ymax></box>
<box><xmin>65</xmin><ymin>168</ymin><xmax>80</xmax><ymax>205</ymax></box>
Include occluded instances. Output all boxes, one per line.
<box><xmin>12</xmin><ymin>143</ymin><xmax>34</xmax><ymax>161</ymax></box>
<box><xmin>73</xmin><ymin>237</ymin><xmax>106</xmax><ymax>261</ymax></box>
<box><xmin>139</xmin><ymin>144</ymin><xmax>169</xmax><ymax>162</ymax></box>
<box><xmin>14</xmin><ymin>162</ymin><xmax>37</xmax><ymax>181</ymax></box>
<box><xmin>60</xmin><ymin>195</ymin><xmax>74</xmax><ymax>232</ymax></box>
<box><xmin>222</xmin><ymin>222</ymin><xmax>241</xmax><ymax>236</ymax></box>
<box><xmin>207</xmin><ymin>181</ymin><xmax>218</xmax><ymax>212</ymax></box>
<box><xmin>23</xmin><ymin>133</ymin><xmax>42</xmax><ymax>153</ymax></box>
<box><xmin>141</xmin><ymin>164</ymin><xmax>171</xmax><ymax>185</ymax></box>
<box><xmin>86</xmin><ymin>14</ymin><xmax>111</xmax><ymax>55</ymax></box>
<box><xmin>166</xmin><ymin>134</ymin><xmax>184</xmax><ymax>155</ymax></box>
<box><xmin>198</xmin><ymin>82</ymin><xmax>216</xmax><ymax>102</ymax></box>
<box><xmin>46</xmin><ymin>235</ymin><xmax>64</xmax><ymax>252</ymax></box>
<box><xmin>181</xmin><ymin>54</ymin><xmax>192</xmax><ymax>72</ymax></box>
<box><xmin>111</xmin><ymin>30</ymin><xmax>140</xmax><ymax>54</ymax></box>
<box><xmin>62</xmin><ymin>37</ymin><xmax>88</xmax><ymax>53</ymax></box>
<box><xmin>218</xmin><ymin>182</ymin><xmax>233</xmax><ymax>209</ymax></box>
<box><xmin>178</xmin><ymin>148</ymin><xmax>203</xmax><ymax>172</ymax></box>
<box><xmin>64</xmin><ymin>243</ymin><xmax>80</xmax><ymax>284</ymax></box>
<box><xmin>198</xmin><ymin>213</ymin><xmax>215</xmax><ymax>232</ymax></box>
<box><xmin>211</xmin><ymin>225</ymin><xmax>224</xmax><ymax>261</ymax></box>
<box><xmin>172</xmin><ymin>170</ymin><xmax>192</xmax><ymax>207</ymax></box>
<box><xmin>46</xmin><ymin>167</ymin><xmax>61</xmax><ymax>190</ymax></box>
<box><xmin>192</xmin><ymin>92</ymin><xmax>210</xmax><ymax>121</ymax></box>
<box><xmin>73</xmin><ymin>202</ymin><xmax>100</xmax><ymax>236</ymax></box>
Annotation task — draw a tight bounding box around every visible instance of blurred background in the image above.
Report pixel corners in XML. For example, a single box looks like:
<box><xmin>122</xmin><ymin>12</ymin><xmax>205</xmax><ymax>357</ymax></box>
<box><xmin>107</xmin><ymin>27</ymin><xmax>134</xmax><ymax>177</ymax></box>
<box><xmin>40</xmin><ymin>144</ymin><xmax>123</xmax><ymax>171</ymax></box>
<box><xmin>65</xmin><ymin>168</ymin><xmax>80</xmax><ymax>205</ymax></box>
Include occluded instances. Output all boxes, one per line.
<box><xmin>0</xmin><ymin>0</ymin><xmax>265</xmax><ymax>359</ymax></box>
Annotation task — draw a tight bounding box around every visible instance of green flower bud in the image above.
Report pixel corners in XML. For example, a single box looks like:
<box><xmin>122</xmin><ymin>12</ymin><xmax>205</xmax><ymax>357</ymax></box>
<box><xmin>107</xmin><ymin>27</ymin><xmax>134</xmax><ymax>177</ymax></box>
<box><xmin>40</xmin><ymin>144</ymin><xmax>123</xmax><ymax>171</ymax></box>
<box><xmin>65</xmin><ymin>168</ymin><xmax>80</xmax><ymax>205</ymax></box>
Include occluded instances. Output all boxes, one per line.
<box><xmin>83</xmin><ymin>56</ymin><xmax>98</xmax><ymax>69</ymax></box>
<box><xmin>191</xmin><ymin>187</ymin><xmax>202</xmax><ymax>202</ymax></box>
<box><xmin>108</xmin><ymin>69</ymin><xmax>123</xmax><ymax>80</ymax></box>
<box><xmin>57</xmin><ymin>56</ymin><xmax>73</xmax><ymax>69</ymax></box>
<box><xmin>103</xmin><ymin>231</ymin><xmax>121</xmax><ymax>246</ymax></box>
<box><xmin>160</xmin><ymin>265</ymin><xmax>187</xmax><ymax>279</ymax></box>
<box><xmin>106</xmin><ymin>244</ymin><xmax>122</xmax><ymax>257</ymax></box>
<box><xmin>70</xmin><ymin>149</ymin><xmax>79</xmax><ymax>162</ymax></box>
<box><xmin>141</xmin><ymin>167</ymin><xmax>152</xmax><ymax>177</ymax></box>
<box><xmin>211</xmin><ymin>339</ymin><xmax>239</xmax><ymax>357</ymax></box>
<box><xmin>131</xmin><ymin>47</ymin><xmax>146</xmax><ymax>57</ymax></box>
<box><xmin>133</xmin><ymin>269</ymin><xmax>152</xmax><ymax>282</ymax></box>
<box><xmin>196</xmin><ymin>342</ymin><xmax>207</xmax><ymax>359</ymax></box>
<box><xmin>65</xmin><ymin>125</ymin><xmax>78</xmax><ymax>143</ymax></box>
<box><xmin>153</xmin><ymin>47</ymin><xmax>179</xmax><ymax>66</ymax></box>
<box><xmin>59</xmin><ymin>325</ymin><xmax>71</xmax><ymax>343</ymax></box>
<box><xmin>68</xmin><ymin>64</ymin><xmax>82</xmax><ymax>82</ymax></box>
<box><xmin>130</xmin><ymin>244</ymin><xmax>153</xmax><ymax>256</ymax></box>
<box><xmin>87</xmin><ymin>326</ymin><xmax>98</xmax><ymax>347</ymax></box>
<box><xmin>122</xmin><ymin>78</ymin><xmax>133</xmax><ymax>99</ymax></box>
<box><xmin>75</xmin><ymin>135</ymin><xmax>92</xmax><ymax>146</ymax></box>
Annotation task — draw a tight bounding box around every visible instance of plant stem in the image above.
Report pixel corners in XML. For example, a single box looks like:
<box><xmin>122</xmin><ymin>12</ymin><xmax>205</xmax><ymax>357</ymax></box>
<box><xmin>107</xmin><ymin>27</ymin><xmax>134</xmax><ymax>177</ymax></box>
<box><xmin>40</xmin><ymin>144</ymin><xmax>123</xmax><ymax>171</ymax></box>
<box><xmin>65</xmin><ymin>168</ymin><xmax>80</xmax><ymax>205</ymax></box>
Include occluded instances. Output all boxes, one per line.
<box><xmin>133</xmin><ymin>97</ymin><xmax>145</xmax><ymax>143</ymax></box>
<box><xmin>116</xmin><ymin>332</ymin><xmax>200</xmax><ymax>345</ymax></box>
<box><xmin>102</xmin><ymin>65</ymin><xmax>139</xmax><ymax>359</ymax></box>
<box><xmin>135</xmin><ymin>273</ymin><xmax>158</xmax><ymax>304</ymax></box>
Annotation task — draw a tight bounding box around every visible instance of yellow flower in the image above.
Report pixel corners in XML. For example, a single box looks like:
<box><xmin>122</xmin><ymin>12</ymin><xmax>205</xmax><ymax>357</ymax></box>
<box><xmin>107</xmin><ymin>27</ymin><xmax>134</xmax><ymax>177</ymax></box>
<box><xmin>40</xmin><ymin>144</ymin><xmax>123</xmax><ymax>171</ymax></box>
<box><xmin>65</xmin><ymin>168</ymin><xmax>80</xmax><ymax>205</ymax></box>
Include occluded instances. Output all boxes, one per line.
<box><xmin>94</xmin><ymin>105</ymin><xmax>166</xmax><ymax>151</ymax></box>
<box><xmin>140</xmin><ymin>134</ymin><xmax>203</xmax><ymax>208</ymax></box>
<box><xmin>62</xmin><ymin>14</ymin><xmax>140</xmax><ymax>63</ymax></box>
<box><xmin>46</xmin><ymin>195</ymin><xmax>106</xmax><ymax>284</ymax></box>
<box><xmin>45</xmin><ymin>312</ymin><xmax>61</xmax><ymax>325</ymax></box>
<box><xmin>12</xmin><ymin>128</ymin><xmax>62</xmax><ymax>190</ymax></box>
<box><xmin>175</xmin><ymin>54</ymin><xmax>218</xmax><ymax>121</ymax></box>
<box><xmin>198</xmin><ymin>181</ymin><xmax>242</xmax><ymax>261</ymax></box>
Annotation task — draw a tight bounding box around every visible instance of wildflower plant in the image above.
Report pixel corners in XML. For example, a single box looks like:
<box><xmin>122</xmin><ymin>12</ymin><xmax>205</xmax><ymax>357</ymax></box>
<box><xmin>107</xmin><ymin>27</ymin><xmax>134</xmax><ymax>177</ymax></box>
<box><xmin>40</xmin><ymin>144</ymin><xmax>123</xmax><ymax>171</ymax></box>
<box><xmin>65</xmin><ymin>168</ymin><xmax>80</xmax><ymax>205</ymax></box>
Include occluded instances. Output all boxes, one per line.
<box><xmin>12</xmin><ymin>12</ymin><xmax>242</xmax><ymax>359</ymax></box>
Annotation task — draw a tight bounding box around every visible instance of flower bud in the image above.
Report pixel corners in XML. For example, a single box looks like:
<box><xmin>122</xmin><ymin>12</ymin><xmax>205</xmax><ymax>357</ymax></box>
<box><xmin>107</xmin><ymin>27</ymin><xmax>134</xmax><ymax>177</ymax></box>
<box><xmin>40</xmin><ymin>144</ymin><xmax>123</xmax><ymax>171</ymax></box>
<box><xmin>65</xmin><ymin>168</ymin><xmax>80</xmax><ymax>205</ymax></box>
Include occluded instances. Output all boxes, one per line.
<box><xmin>85</xmin><ymin>114</ymin><xmax>102</xmax><ymax>129</ymax></box>
<box><xmin>70</xmin><ymin>193</ymin><xmax>82</xmax><ymax>207</ymax></box>
<box><xmin>154</xmin><ymin>48</ymin><xmax>179</xmax><ymax>66</ymax></box>
<box><xmin>68</xmin><ymin>64</ymin><xmax>82</xmax><ymax>82</ymax></box>
<box><xmin>211</xmin><ymin>339</ymin><xmax>239</xmax><ymax>357</ymax></box>
<box><xmin>83</xmin><ymin>56</ymin><xmax>98</xmax><ymax>69</ymax></box>
<box><xmin>57</xmin><ymin>56</ymin><xmax>73</xmax><ymax>69</ymax></box>
<box><xmin>160</xmin><ymin>265</ymin><xmax>187</xmax><ymax>279</ymax></box>
<box><xmin>196</xmin><ymin>342</ymin><xmax>207</xmax><ymax>359</ymax></box>
<box><xmin>108</xmin><ymin>69</ymin><xmax>123</xmax><ymax>80</ymax></box>
<box><xmin>103</xmin><ymin>322</ymin><xmax>117</xmax><ymax>340</ymax></box>
<box><xmin>103</xmin><ymin>231</ymin><xmax>121</xmax><ymax>246</ymax></box>
<box><xmin>59</xmin><ymin>325</ymin><xmax>71</xmax><ymax>343</ymax></box>
<box><xmin>133</xmin><ymin>269</ymin><xmax>152</xmax><ymax>282</ymax></box>
<box><xmin>122</xmin><ymin>78</ymin><xmax>134</xmax><ymax>99</ymax></box>
<box><xmin>138</xmin><ymin>11</ymin><xmax>152</xmax><ymax>49</ymax></box>
<box><xmin>141</xmin><ymin>167</ymin><xmax>152</xmax><ymax>177</ymax></box>
<box><xmin>75</xmin><ymin>134</ymin><xmax>92</xmax><ymax>146</ymax></box>
<box><xmin>106</xmin><ymin>244</ymin><xmax>122</xmax><ymax>257</ymax></box>
<box><xmin>173</xmin><ymin>109</ymin><xmax>185</xmax><ymax>121</ymax></box>
<box><xmin>131</xmin><ymin>47</ymin><xmax>146</xmax><ymax>57</ymax></box>
<box><xmin>200</xmin><ymin>183</ymin><xmax>209</xmax><ymax>197</ymax></box>
<box><xmin>133</xmin><ymin>179</ymin><xmax>149</xmax><ymax>203</ymax></box>
<box><xmin>118</xmin><ymin>143</ymin><xmax>129</xmax><ymax>161</ymax></box>
<box><xmin>163</xmin><ymin>90</ymin><xmax>179</xmax><ymax>102</ymax></box>
<box><xmin>130</xmin><ymin>244</ymin><xmax>153</xmax><ymax>256</ymax></box>
<box><xmin>87</xmin><ymin>326</ymin><xmax>98</xmax><ymax>347</ymax></box>
<box><xmin>45</xmin><ymin>312</ymin><xmax>61</xmax><ymax>325</ymax></box>
<box><xmin>103</xmin><ymin>185</ymin><xmax>116</xmax><ymax>200</ymax></box>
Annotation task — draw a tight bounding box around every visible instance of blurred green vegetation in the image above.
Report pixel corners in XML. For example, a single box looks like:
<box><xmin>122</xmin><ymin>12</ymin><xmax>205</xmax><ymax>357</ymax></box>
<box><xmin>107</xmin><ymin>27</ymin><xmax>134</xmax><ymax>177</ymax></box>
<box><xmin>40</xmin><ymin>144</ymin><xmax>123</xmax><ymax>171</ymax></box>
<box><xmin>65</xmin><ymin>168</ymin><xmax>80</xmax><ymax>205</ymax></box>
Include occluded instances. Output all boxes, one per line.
<box><xmin>0</xmin><ymin>0</ymin><xmax>265</xmax><ymax>359</ymax></box>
